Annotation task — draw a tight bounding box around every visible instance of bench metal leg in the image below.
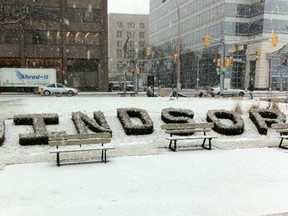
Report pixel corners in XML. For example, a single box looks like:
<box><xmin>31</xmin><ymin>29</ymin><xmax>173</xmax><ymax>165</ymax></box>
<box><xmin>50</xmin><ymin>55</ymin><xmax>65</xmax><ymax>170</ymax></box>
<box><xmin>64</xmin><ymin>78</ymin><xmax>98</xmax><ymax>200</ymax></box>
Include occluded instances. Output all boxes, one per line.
<box><xmin>202</xmin><ymin>138</ymin><xmax>212</xmax><ymax>150</ymax></box>
<box><xmin>168</xmin><ymin>140</ymin><xmax>177</xmax><ymax>152</ymax></box>
<box><xmin>169</xmin><ymin>140</ymin><xmax>173</xmax><ymax>149</ymax></box>
<box><xmin>104</xmin><ymin>150</ymin><xmax>107</xmax><ymax>163</ymax></box>
<box><xmin>56</xmin><ymin>153</ymin><xmax>60</xmax><ymax>166</ymax></box>
<box><xmin>279</xmin><ymin>138</ymin><xmax>288</xmax><ymax>149</ymax></box>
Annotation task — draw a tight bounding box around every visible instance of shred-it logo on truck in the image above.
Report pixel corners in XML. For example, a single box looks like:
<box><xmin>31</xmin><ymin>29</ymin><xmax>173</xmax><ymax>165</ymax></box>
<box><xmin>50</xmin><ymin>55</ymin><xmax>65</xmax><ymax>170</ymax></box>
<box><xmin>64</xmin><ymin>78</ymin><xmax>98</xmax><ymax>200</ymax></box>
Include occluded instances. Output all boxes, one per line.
<box><xmin>16</xmin><ymin>70</ymin><xmax>49</xmax><ymax>82</ymax></box>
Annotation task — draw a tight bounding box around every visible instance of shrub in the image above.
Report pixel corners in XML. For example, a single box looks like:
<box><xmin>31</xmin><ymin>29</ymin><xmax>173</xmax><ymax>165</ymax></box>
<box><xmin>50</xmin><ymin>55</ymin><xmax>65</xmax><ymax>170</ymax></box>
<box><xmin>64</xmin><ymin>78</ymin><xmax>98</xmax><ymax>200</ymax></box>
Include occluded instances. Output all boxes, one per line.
<box><xmin>249</xmin><ymin>108</ymin><xmax>286</xmax><ymax>135</ymax></box>
<box><xmin>207</xmin><ymin>109</ymin><xmax>245</xmax><ymax>135</ymax></box>
<box><xmin>117</xmin><ymin>108</ymin><xmax>153</xmax><ymax>135</ymax></box>
<box><xmin>161</xmin><ymin>108</ymin><xmax>194</xmax><ymax>123</ymax></box>
<box><xmin>72</xmin><ymin>111</ymin><xmax>112</xmax><ymax>134</ymax></box>
<box><xmin>13</xmin><ymin>113</ymin><xmax>59</xmax><ymax>145</ymax></box>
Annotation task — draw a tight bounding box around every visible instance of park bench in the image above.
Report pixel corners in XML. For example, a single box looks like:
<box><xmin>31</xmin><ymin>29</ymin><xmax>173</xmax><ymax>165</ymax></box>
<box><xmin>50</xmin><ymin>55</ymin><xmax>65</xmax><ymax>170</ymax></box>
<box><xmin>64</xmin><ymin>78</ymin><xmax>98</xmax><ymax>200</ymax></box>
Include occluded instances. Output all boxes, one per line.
<box><xmin>161</xmin><ymin>122</ymin><xmax>217</xmax><ymax>151</ymax></box>
<box><xmin>49</xmin><ymin>132</ymin><xmax>114</xmax><ymax>166</ymax></box>
<box><xmin>272</xmin><ymin>123</ymin><xmax>288</xmax><ymax>149</ymax></box>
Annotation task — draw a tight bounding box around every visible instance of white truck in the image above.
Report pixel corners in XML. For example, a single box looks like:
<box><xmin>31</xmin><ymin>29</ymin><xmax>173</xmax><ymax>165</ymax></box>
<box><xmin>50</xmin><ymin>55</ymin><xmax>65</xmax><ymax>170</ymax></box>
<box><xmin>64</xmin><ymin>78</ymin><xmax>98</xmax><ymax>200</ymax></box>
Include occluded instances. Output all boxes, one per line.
<box><xmin>0</xmin><ymin>68</ymin><xmax>57</xmax><ymax>93</ymax></box>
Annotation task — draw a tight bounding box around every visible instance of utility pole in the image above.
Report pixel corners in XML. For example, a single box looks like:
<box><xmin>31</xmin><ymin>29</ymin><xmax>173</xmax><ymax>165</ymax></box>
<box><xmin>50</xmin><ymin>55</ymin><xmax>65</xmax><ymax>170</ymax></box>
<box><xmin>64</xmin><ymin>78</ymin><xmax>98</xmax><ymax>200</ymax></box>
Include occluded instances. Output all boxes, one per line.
<box><xmin>204</xmin><ymin>35</ymin><xmax>225</xmax><ymax>95</ymax></box>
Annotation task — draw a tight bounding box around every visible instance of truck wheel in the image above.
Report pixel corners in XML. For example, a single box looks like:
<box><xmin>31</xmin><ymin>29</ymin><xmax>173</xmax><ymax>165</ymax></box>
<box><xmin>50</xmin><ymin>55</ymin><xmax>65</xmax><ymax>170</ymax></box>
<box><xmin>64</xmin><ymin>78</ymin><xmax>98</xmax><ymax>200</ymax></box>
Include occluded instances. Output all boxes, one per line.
<box><xmin>44</xmin><ymin>90</ymin><xmax>51</xmax><ymax>96</ymax></box>
<box><xmin>33</xmin><ymin>88</ymin><xmax>39</xmax><ymax>94</ymax></box>
<box><xmin>239</xmin><ymin>91</ymin><xmax>245</xmax><ymax>97</ymax></box>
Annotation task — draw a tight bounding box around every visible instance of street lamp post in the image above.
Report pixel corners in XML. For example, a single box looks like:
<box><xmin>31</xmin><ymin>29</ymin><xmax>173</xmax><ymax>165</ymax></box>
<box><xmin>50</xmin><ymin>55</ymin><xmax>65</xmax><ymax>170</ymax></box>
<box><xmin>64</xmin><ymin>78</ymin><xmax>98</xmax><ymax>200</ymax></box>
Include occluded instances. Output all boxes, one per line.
<box><xmin>162</xmin><ymin>0</ymin><xmax>181</xmax><ymax>99</ymax></box>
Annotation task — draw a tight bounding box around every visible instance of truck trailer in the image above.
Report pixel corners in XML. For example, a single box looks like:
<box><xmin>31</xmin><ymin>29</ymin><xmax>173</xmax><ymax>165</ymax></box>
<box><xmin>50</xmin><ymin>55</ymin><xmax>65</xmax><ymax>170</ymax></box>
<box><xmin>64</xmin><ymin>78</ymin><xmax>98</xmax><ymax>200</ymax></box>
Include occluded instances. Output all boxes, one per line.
<box><xmin>0</xmin><ymin>68</ymin><xmax>57</xmax><ymax>93</ymax></box>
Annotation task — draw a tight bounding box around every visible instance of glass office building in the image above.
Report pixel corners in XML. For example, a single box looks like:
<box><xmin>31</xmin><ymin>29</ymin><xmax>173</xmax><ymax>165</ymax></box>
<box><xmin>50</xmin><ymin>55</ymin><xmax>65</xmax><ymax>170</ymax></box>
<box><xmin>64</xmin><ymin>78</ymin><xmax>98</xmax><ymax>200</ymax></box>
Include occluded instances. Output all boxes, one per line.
<box><xmin>149</xmin><ymin>0</ymin><xmax>288</xmax><ymax>90</ymax></box>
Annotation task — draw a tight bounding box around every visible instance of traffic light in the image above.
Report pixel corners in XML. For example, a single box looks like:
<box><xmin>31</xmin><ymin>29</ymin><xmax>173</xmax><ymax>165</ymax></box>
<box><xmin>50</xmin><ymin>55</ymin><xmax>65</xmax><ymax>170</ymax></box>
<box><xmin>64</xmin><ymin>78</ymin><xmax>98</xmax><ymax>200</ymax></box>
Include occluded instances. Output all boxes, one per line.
<box><xmin>256</xmin><ymin>50</ymin><xmax>260</xmax><ymax>61</ymax></box>
<box><xmin>272</xmin><ymin>32</ymin><xmax>278</xmax><ymax>47</ymax></box>
<box><xmin>225</xmin><ymin>58</ymin><xmax>231</xmax><ymax>67</ymax></box>
<box><xmin>204</xmin><ymin>34</ymin><xmax>210</xmax><ymax>48</ymax></box>
<box><xmin>229</xmin><ymin>56</ymin><xmax>234</xmax><ymax>65</ymax></box>
<box><xmin>173</xmin><ymin>53</ymin><xmax>179</xmax><ymax>63</ymax></box>
<box><xmin>217</xmin><ymin>58</ymin><xmax>221</xmax><ymax>68</ymax></box>
<box><xmin>146</xmin><ymin>47</ymin><xmax>151</xmax><ymax>58</ymax></box>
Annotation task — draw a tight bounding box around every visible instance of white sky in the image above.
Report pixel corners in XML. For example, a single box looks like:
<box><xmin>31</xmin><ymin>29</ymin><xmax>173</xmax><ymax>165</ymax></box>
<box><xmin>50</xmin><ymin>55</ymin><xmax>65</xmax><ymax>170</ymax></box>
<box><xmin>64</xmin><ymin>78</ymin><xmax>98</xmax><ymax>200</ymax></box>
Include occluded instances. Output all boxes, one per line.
<box><xmin>108</xmin><ymin>0</ymin><xmax>150</xmax><ymax>14</ymax></box>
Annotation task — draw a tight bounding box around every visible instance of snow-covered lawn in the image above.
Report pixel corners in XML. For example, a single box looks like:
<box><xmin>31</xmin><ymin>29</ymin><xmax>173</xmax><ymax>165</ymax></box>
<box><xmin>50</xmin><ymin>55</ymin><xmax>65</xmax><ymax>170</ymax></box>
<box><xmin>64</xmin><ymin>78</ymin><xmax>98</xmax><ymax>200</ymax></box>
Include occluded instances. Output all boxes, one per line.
<box><xmin>1</xmin><ymin>95</ymin><xmax>288</xmax><ymax>215</ymax></box>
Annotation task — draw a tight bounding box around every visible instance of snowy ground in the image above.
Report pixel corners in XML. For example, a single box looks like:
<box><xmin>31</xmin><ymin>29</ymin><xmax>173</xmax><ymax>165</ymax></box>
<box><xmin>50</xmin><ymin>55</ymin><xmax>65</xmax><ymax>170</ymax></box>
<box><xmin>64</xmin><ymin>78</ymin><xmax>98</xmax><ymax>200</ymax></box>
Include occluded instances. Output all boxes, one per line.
<box><xmin>1</xmin><ymin>95</ymin><xmax>288</xmax><ymax>215</ymax></box>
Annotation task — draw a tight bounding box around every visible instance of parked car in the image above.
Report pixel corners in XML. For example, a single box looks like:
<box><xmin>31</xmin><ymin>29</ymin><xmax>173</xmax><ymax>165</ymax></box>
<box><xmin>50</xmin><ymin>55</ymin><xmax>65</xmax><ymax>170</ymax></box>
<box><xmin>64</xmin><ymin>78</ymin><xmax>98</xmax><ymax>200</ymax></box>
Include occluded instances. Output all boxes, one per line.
<box><xmin>108</xmin><ymin>81</ymin><xmax>134</xmax><ymax>92</ymax></box>
<box><xmin>206</xmin><ymin>87</ymin><xmax>245</xmax><ymax>97</ymax></box>
<box><xmin>38</xmin><ymin>83</ymin><xmax>78</xmax><ymax>96</ymax></box>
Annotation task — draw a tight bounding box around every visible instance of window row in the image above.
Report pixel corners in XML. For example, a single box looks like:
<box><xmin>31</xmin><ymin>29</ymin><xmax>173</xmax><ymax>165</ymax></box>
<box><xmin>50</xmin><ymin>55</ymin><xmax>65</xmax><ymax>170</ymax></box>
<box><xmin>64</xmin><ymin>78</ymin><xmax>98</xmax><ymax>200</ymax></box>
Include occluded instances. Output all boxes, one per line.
<box><xmin>0</xmin><ymin>5</ymin><xmax>102</xmax><ymax>23</ymax></box>
<box><xmin>117</xmin><ymin>22</ymin><xmax>146</xmax><ymax>28</ymax></box>
<box><xmin>116</xmin><ymin>31</ymin><xmax>146</xmax><ymax>39</ymax></box>
<box><xmin>0</xmin><ymin>30</ymin><xmax>101</xmax><ymax>46</ymax></box>
<box><xmin>224</xmin><ymin>20</ymin><xmax>264</xmax><ymax>36</ymax></box>
<box><xmin>117</xmin><ymin>40</ymin><xmax>146</xmax><ymax>48</ymax></box>
<box><xmin>117</xmin><ymin>49</ymin><xmax>136</xmax><ymax>59</ymax></box>
<box><xmin>67</xmin><ymin>8</ymin><xmax>101</xmax><ymax>23</ymax></box>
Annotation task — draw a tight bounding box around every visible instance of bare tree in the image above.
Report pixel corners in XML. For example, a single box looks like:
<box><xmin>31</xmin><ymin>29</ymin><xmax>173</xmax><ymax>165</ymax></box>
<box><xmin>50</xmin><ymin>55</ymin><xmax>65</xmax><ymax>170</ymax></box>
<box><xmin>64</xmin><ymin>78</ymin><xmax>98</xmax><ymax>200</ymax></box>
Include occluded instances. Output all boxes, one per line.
<box><xmin>0</xmin><ymin>0</ymin><xmax>37</xmax><ymax>25</ymax></box>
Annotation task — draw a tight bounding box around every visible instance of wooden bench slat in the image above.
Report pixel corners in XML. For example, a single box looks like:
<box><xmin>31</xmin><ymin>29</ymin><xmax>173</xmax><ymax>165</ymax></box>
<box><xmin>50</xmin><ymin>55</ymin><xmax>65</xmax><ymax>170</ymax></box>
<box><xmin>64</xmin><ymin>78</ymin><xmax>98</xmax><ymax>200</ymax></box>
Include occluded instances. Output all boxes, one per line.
<box><xmin>271</xmin><ymin>123</ymin><xmax>288</xmax><ymax>129</ymax></box>
<box><xmin>274</xmin><ymin>129</ymin><xmax>288</xmax><ymax>133</ymax></box>
<box><xmin>164</xmin><ymin>129</ymin><xmax>211</xmax><ymax>134</ymax></box>
<box><xmin>49</xmin><ymin>138</ymin><xmax>111</xmax><ymax>147</ymax></box>
<box><xmin>49</xmin><ymin>132</ymin><xmax>111</xmax><ymax>141</ymax></box>
<box><xmin>49</xmin><ymin>146</ymin><xmax>115</xmax><ymax>154</ymax></box>
<box><xmin>161</xmin><ymin>123</ymin><xmax>214</xmax><ymax>130</ymax></box>
<box><xmin>166</xmin><ymin>135</ymin><xmax>218</xmax><ymax>140</ymax></box>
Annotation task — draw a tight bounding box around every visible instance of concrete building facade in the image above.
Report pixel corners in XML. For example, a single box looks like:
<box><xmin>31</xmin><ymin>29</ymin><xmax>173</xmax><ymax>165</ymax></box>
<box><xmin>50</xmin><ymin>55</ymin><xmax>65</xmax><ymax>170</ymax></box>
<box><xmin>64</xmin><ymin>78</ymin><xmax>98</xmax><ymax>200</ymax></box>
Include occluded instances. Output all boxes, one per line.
<box><xmin>0</xmin><ymin>0</ymin><xmax>108</xmax><ymax>91</ymax></box>
<box><xmin>149</xmin><ymin>0</ymin><xmax>288</xmax><ymax>90</ymax></box>
<box><xmin>108</xmin><ymin>13</ymin><xmax>149</xmax><ymax>87</ymax></box>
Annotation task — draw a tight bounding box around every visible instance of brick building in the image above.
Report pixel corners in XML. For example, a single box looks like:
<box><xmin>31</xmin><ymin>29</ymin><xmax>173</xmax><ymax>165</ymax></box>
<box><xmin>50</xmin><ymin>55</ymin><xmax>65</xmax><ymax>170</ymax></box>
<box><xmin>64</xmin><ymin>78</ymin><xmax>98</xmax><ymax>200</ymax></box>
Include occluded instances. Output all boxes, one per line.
<box><xmin>0</xmin><ymin>0</ymin><xmax>108</xmax><ymax>91</ymax></box>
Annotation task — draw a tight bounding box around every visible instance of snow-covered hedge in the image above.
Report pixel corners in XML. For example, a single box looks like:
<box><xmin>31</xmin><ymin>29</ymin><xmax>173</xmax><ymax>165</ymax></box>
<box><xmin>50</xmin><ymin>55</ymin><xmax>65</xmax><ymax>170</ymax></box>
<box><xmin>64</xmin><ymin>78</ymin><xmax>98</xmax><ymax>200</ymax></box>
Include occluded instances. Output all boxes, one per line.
<box><xmin>13</xmin><ymin>113</ymin><xmax>59</xmax><ymax>145</ymax></box>
<box><xmin>207</xmin><ymin>109</ymin><xmax>245</xmax><ymax>135</ymax></box>
<box><xmin>72</xmin><ymin>111</ymin><xmax>112</xmax><ymax>134</ymax></box>
<box><xmin>161</xmin><ymin>108</ymin><xmax>194</xmax><ymax>123</ymax></box>
<box><xmin>249</xmin><ymin>108</ymin><xmax>286</xmax><ymax>135</ymax></box>
<box><xmin>117</xmin><ymin>108</ymin><xmax>153</xmax><ymax>135</ymax></box>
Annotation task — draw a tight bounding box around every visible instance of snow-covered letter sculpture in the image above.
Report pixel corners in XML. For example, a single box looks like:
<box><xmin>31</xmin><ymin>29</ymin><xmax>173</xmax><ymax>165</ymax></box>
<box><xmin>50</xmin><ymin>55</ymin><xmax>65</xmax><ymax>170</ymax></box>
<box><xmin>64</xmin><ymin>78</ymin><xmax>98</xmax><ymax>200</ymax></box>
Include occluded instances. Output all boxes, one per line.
<box><xmin>161</xmin><ymin>108</ymin><xmax>194</xmax><ymax>123</ymax></box>
<box><xmin>249</xmin><ymin>108</ymin><xmax>286</xmax><ymax>135</ymax></box>
<box><xmin>207</xmin><ymin>109</ymin><xmax>245</xmax><ymax>135</ymax></box>
<box><xmin>72</xmin><ymin>111</ymin><xmax>112</xmax><ymax>134</ymax></box>
<box><xmin>13</xmin><ymin>114</ymin><xmax>59</xmax><ymax>145</ymax></box>
<box><xmin>117</xmin><ymin>108</ymin><xmax>153</xmax><ymax>135</ymax></box>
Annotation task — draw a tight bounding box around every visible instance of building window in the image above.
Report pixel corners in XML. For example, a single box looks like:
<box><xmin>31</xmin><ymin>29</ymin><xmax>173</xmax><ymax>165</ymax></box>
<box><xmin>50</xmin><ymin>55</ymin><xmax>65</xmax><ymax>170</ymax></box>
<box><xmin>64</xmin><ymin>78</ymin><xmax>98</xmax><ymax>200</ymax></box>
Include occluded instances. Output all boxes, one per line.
<box><xmin>84</xmin><ymin>7</ymin><xmax>94</xmax><ymax>22</ymax></box>
<box><xmin>74</xmin><ymin>8</ymin><xmax>84</xmax><ymax>22</ymax></box>
<box><xmin>117</xmin><ymin>31</ymin><xmax>123</xmax><ymax>38</ymax></box>
<box><xmin>128</xmin><ymin>41</ymin><xmax>134</xmax><ymax>47</ymax></box>
<box><xmin>127</xmin><ymin>31</ymin><xmax>135</xmax><ymax>38</ymax></box>
<box><xmin>139</xmin><ymin>32</ymin><xmax>145</xmax><ymax>38</ymax></box>
<box><xmin>4</xmin><ymin>30</ymin><xmax>19</xmax><ymax>44</ymax></box>
<box><xmin>117</xmin><ymin>61</ymin><xmax>123</xmax><ymax>70</ymax></box>
<box><xmin>117</xmin><ymin>41</ymin><xmax>123</xmax><ymax>47</ymax></box>
<box><xmin>140</xmin><ymin>23</ymin><xmax>145</xmax><ymax>28</ymax></box>
<box><xmin>117</xmin><ymin>22</ymin><xmax>123</xmax><ymax>27</ymax></box>
<box><xmin>127</xmin><ymin>22</ymin><xmax>135</xmax><ymax>28</ymax></box>
<box><xmin>67</xmin><ymin>8</ymin><xmax>101</xmax><ymax>23</ymax></box>
<box><xmin>66</xmin><ymin>32</ymin><xmax>75</xmax><ymax>45</ymax></box>
<box><xmin>75</xmin><ymin>32</ymin><xmax>84</xmax><ymax>45</ymax></box>
<box><xmin>117</xmin><ymin>49</ymin><xmax>123</xmax><ymax>58</ymax></box>
<box><xmin>139</xmin><ymin>41</ymin><xmax>146</xmax><ymax>47</ymax></box>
